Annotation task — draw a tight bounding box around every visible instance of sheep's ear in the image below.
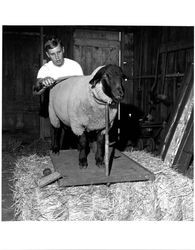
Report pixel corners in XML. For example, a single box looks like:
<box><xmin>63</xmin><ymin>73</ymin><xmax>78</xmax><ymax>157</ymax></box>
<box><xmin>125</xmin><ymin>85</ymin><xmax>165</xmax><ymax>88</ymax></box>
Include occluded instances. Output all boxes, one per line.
<box><xmin>89</xmin><ymin>66</ymin><xmax>106</xmax><ymax>88</ymax></box>
<box><xmin>89</xmin><ymin>78</ymin><xmax>99</xmax><ymax>88</ymax></box>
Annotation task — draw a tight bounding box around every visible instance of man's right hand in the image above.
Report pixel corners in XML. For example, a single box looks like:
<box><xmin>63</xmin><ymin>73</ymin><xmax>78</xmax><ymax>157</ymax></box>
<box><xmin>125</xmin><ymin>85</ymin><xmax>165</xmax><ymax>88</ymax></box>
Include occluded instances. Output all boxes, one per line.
<box><xmin>41</xmin><ymin>77</ymin><xmax>55</xmax><ymax>88</ymax></box>
<box><xmin>33</xmin><ymin>77</ymin><xmax>55</xmax><ymax>96</ymax></box>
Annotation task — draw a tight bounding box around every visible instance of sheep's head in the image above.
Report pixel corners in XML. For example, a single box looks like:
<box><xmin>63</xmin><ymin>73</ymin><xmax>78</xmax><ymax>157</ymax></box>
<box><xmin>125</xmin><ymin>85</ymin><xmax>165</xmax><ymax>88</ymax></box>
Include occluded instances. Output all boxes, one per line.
<box><xmin>89</xmin><ymin>64</ymin><xmax>127</xmax><ymax>103</ymax></box>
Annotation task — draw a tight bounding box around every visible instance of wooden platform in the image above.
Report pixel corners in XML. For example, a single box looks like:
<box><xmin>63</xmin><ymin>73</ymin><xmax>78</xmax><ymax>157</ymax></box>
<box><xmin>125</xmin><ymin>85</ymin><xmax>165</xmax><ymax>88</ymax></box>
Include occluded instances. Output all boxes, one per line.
<box><xmin>50</xmin><ymin>148</ymin><xmax>155</xmax><ymax>187</ymax></box>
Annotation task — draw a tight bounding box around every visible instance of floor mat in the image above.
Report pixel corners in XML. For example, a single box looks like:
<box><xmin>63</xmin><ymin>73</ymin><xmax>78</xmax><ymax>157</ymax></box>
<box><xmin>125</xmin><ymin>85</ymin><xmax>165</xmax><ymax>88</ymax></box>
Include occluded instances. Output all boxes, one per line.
<box><xmin>50</xmin><ymin>148</ymin><xmax>155</xmax><ymax>186</ymax></box>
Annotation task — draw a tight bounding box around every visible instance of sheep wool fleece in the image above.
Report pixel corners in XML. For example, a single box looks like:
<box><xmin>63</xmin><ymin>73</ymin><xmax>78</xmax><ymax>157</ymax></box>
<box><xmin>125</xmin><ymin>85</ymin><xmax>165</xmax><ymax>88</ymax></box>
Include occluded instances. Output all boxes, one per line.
<box><xmin>49</xmin><ymin>72</ymin><xmax>117</xmax><ymax>136</ymax></box>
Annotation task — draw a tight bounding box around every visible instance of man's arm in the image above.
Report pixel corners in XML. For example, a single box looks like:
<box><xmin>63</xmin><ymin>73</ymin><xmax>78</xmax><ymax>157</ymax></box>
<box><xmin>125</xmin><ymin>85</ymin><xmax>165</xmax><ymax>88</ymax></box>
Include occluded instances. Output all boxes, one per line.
<box><xmin>32</xmin><ymin>77</ymin><xmax>55</xmax><ymax>96</ymax></box>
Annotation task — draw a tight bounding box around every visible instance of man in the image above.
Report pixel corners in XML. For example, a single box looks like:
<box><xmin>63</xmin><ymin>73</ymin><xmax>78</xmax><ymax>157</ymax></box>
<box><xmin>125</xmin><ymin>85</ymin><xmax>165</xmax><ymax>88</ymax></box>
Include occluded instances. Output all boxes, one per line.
<box><xmin>33</xmin><ymin>35</ymin><xmax>83</xmax><ymax>96</ymax></box>
<box><xmin>33</xmin><ymin>35</ymin><xmax>83</xmax><ymax>148</ymax></box>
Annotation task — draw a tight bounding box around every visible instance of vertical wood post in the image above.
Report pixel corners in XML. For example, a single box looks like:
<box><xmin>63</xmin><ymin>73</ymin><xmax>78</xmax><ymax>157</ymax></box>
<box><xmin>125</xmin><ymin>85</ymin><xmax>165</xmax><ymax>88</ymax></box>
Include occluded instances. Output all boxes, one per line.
<box><xmin>117</xmin><ymin>102</ymin><xmax>120</xmax><ymax>141</ymax></box>
<box><xmin>105</xmin><ymin>103</ymin><xmax>109</xmax><ymax>176</ymax></box>
<box><xmin>118</xmin><ymin>31</ymin><xmax>122</xmax><ymax>141</ymax></box>
<box><xmin>40</xmin><ymin>26</ymin><xmax>44</xmax><ymax>139</ymax></box>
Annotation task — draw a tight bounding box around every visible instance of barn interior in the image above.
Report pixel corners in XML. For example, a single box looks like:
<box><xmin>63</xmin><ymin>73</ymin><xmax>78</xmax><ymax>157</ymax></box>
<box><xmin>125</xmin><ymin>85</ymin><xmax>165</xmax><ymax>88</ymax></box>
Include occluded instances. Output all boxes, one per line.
<box><xmin>2</xmin><ymin>25</ymin><xmax>194</xmax><ymax>221</ymax></box>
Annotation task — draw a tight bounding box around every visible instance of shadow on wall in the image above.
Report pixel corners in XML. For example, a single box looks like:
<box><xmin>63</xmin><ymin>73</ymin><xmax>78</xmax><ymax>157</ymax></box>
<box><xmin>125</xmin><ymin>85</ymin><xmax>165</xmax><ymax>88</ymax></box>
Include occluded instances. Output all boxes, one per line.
<box><xmin>110</xmin><ymin>103</ymin><xmax>144</xmax><ymax>151</ymax></box>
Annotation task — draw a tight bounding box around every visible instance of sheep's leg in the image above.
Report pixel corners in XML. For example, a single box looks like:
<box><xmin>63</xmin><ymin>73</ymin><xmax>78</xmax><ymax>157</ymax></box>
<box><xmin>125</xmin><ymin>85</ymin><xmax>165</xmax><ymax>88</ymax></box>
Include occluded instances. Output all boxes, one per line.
<box><xmin>78</xmin><ymin>132</ymin><xmax>89</xmax><ymax>169</ymax></box>
<box><xmin>51</xmin><ymin>125</ymin><xmax>62</xmax><ymax>154</ymax></box>
<box><xmin>95</xmin><ymin>132</ymin><xmax>105</xmax><ymax>168</ymax></box>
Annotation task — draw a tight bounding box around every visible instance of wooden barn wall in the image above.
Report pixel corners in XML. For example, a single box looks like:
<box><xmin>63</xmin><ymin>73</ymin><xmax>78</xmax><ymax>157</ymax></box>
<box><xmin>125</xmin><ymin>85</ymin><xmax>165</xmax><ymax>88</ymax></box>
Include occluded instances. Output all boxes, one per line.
<box><xmin>2</xmin><ymin>27</ymin><xmax>73</xmax><ymax>138</ymax></box>
<box><xmin>2</xmin><ymin>32</ymin><xmax>41</xmax><ymax>137</ymax></box>
<box><xmin>3</xmin><ymin>26</ymin><xmax>193</xmax><ymax>139</ymax></box>
<box><xmin>121</xmin><ymin>32</ymin><xmax>134</xmax><ymax>104</ymax></box>
<box><xmin>73</xmin><ymin>29</ymin><xmax>120</xmax><ymax>74</ymax></box>
<box><xmin>72</xmin><ymin>29</ymin><xmax>134</xmax><ymax>104</ymax></box>
<box><xmin>133</xmin><ymin>26</ymin><xmax>194</xmax><ymax>123</ymax></box>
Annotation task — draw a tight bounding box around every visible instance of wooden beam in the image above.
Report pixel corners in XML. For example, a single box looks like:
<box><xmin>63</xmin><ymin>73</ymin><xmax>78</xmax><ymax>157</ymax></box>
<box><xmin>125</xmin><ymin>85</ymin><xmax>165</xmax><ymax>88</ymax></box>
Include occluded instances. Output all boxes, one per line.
<box><xmin>160</xmin><ymin>63</ymin><xmax>194</xmax><ymax>160</ymax></box>
<box><xmin>159</xmin><ymin>42</ymin><xmax>194</xmax><ymax>53</ymax></box>
<box><xmin>74</xmin><ymin>38</ymin><xmax>120</xmax><ymax>48</ymax></box>
<box><xmin>172</xmin><ymin>109</ymin><xmax>193</xmax><ymax>174</ymax></box>
<box><xmin>130</xmin><ymin>73</ymin><xmax>184</xmax><ymax>80</ymax></box>
<box><xmin>38</xmin><ymin>172</ymin><xmax>62</xmax><ymax>188</ymax></box>
<box><xmin>4</xmin><ymin>31</ymin><xmax>41</xmax><ymax>36</ymax></box>
<box><xmin>105</xmin><ymin>103</ymin><xmax>109</xmax><ymax>176</ymax></box>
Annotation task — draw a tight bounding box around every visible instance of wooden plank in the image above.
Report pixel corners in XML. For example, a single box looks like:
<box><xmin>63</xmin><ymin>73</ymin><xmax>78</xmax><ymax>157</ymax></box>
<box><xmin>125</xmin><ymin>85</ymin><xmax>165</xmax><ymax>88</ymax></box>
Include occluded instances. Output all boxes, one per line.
<box><xmin>73</xmin><ymin>30</ymin><xmax>120</xmax><ymax>75</ymax></box>
<box><xmin>40</xmin><ymin>117</ymin><xmax>51</xmax><ymax>139</ymax></box>
<box><xmin>172</xmin><ymin>108</ymin><xmax>193</xmax><ymax>173</ymax></box>
<box><xmin>159</xmin><ymin>42</ymin><xmax>194</xmax><ymax>53</ymax></box>
<box><xmin>74</xmin><ymin>38</ymin><xmax>120</xmax><ymax>48</ymax></box>
<box><xmin>160</xmin><ymin>62</ymin><xmax>193</xmax><ymax>159</ymax></box>
<box><xmin>50</xmin><ymin>149</ymin><xmax>155</xmax><ymax>187</ymax></box>
<box><xmin>105</xmin><ymin>103</ymin><xmax>109</xmax><ymax>176</ymax></box>
<box><xmin>73</xmin><ymin>29</ymin><xmax>119</xmax><ymax>40</ymax></box>
<box><xmin>74</xmin><ymin>45</ymin><xmax>119</xmax><ymax>75</ymax></box>
<box><xmin>38</xmin><ymin>172</ymin><xmax>62</xmax><ymax>188</ymax></box>
<box><xmin>4</xmin><ymin>31</ymin><xmax>41</xmax><ymax>36</ymax></box>
<box><xmin>163</xmin><ymin>79</ymin><xmax>193</xmax><ymax>168</ymax></box>
<box><xmin>121</xmin><ymin>32</ymin><xmax>134</xmax><ymax>104</ymax></box>
<box><xmin>131</xmin><ymin>73</ymin><xmax>184</xmax><ymax>79</ymax></box>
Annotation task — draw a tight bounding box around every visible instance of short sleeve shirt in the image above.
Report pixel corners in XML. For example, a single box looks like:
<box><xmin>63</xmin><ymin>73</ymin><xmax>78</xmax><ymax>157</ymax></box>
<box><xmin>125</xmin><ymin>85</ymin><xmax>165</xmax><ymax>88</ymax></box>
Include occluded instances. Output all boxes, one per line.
<box><xmin>37</xmin><ymin>58</ymin><xmax>83</xmax><ymax>80</ymax></box>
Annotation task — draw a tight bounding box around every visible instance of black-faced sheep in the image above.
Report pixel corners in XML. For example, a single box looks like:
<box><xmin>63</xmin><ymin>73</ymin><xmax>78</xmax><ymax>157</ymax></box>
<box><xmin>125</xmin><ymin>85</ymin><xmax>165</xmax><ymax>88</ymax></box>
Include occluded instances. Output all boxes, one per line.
<box><xmin>49</xmin><ymin>64</ymin><xmax>126</xmax><ymax>168</ymax></box>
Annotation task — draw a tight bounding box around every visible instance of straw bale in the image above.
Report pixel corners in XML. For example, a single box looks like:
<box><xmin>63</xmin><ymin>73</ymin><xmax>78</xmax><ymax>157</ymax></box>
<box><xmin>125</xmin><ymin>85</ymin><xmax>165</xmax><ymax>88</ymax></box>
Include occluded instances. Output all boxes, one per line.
<box><xmin>12</xmin><ymin>150</ymin><xmax>193</xmax><ymax>221</ymax></box>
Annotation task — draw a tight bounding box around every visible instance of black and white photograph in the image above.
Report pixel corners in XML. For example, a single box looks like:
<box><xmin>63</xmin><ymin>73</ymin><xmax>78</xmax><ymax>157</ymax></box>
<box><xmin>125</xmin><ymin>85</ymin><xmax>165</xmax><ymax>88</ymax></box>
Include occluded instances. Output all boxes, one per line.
<box><xmin>0</xmin><ymin>1</ymin><xmax>195</xmax><ymax>250</ymax></box>
<box><xmin>2</xmin><ymin>24</ymin><xmax>194</xmax><ymax>221</ymax></box>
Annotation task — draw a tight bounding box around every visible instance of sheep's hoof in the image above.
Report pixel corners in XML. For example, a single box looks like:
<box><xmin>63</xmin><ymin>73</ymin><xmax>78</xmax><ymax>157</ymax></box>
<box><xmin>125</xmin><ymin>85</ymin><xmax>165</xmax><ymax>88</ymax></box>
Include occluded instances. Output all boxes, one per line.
<box><xmin>51</xmin><ymin>145</ymin><xmax>60</xmax><ymax>154</ymax></box>
<box><xmin>79</xmin><ymin>159</ymin><xmax>88</xmax><ymax>169</ymax></box>
<box><xmin>96</xmin><ymin>160</ymin><xmax>105</xmax><ymax>168</ymax></box>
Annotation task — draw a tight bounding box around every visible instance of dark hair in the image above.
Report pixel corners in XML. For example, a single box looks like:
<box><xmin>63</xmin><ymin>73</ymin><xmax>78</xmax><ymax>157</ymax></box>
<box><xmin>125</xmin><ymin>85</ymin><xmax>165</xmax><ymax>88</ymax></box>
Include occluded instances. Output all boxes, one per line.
<box><xmin>44</xmin><ymin>35</ymin><xmax>63</xmax><ymax>52</ymax></box>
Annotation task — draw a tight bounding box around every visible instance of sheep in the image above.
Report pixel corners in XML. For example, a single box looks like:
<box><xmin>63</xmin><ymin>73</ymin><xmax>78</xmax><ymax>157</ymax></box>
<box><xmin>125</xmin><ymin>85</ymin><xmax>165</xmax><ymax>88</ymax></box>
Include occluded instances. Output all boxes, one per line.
<box><xmin>49</xmin><ymin>64</ymin><xmax>127</xmax><ymax>168</ymax></box>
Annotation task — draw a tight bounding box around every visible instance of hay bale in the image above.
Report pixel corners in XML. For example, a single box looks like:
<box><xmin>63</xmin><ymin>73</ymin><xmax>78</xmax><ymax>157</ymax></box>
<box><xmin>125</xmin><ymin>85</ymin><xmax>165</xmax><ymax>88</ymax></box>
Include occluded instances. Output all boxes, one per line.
<box><xmin>12</xmin><ymin>150</ymin><xmax>193</xmax><ymax>221</ymax></box>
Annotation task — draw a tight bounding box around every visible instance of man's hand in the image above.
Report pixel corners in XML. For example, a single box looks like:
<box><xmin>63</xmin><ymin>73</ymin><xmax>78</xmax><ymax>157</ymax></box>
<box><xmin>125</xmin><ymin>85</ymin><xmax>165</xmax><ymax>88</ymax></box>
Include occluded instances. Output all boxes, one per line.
<box><xmin>33</xmin><ymin>77</ymin><xmax>55</xmax><ymax>96</ymax></box>
<box><xmin>41</xmin><ymin>77</ymin><xmax>55</xmax><ymax>88</ymax></box>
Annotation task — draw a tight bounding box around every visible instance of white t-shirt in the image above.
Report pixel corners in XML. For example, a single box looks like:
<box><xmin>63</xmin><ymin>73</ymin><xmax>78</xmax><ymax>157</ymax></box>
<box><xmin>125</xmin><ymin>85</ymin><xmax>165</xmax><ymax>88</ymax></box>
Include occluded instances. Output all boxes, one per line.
<box><xmin>37</xmin><ymin>58</ymin><xmax>83</xmax><ymax>80</ymax></box>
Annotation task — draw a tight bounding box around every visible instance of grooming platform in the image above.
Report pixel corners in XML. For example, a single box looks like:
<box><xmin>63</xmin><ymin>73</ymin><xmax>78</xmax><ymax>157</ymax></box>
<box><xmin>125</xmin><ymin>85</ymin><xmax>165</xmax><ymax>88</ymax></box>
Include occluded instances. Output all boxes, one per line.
<box><xmin>49</xmin><ymin>148</ymin><xmax>155</xmax><ymax>187</ymax></box>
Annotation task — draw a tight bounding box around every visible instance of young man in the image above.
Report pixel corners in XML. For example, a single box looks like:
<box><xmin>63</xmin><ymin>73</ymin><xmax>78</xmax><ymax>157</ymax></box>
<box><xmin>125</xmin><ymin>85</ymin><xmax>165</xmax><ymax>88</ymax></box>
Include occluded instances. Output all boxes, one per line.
<box><xmin>33</xmin><ymin>35</ymin><xmax>83</xmax><ymax>148</ymax></box>
<box><xmin>33</xmin><ymin>35</ymin><xmax>83</xmax><ymax>96</ymax></box>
